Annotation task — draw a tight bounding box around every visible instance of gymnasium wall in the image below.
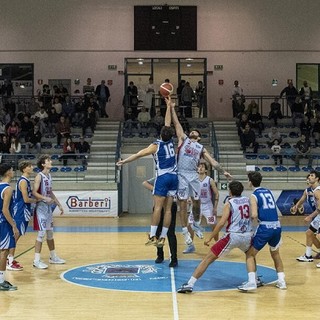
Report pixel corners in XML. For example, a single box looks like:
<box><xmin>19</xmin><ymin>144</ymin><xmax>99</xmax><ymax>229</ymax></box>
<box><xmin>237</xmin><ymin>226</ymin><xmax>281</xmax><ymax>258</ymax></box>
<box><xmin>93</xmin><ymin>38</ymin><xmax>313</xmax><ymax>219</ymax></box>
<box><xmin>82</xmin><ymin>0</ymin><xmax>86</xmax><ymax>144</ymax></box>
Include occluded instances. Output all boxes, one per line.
<box><xmin>1</xmin><ymin>0</ymin><xmax>320</xmax><ymax>120</ymax></box>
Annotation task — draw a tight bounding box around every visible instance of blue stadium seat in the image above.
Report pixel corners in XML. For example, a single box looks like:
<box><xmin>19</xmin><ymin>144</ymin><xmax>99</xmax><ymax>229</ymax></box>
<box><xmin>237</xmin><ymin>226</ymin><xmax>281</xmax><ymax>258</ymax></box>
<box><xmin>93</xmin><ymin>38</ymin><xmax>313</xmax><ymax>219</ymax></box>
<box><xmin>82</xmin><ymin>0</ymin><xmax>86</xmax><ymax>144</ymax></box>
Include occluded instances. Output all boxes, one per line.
<box><xmin>24</xmin><ymin>155</ymin><xmax>36</xmax><ymax>160</ymax></box>
<box><xmin>246</xmin><ymin>155</ymin><xmax>257</xmax><ymax>160</ymax></box>
<box><xmin>275</xmin><ymin>166</ymin><xmax>287</xmax><ymax>172</ymax></box>
<box><xmin>255</xmin><ymin>167</ymin><xmax>261</xmax><ymax>171</ymax></box>
<box><xmin>302</xmin><ymin>166</ymin><xmax>312</xmax><ymax>172</ymax></box>
<box><xmin>50</xmin><ymin>167</ymin><xmax>59</xmax><ymax>172</ymax></box>
<box><xmin>71</xmin><ymin>134</ymin><xmax>81</xmax><ymax>139</ymax></box>
<box><xmin>288</xmin><ymin>166</ymin><xmax>300</xmax><ymax>172</ymax></box>
<box><xmin>60</xmin><ymin>166</ymin><xmax>72</xmax><ymax>172</ymax></box>
<box><xmin>262</xmin><ymin>166</ymin><xmax>273</xmax><ymax>172</ymax></box>
<box><xmin>54</xmin><ymin>144</ymin><xmax>63</xmax><ymax>149</ymax></box>
<box><xmin>74</xmin><ymin>166</ymin><xmax>85</xmax><ymax>172</ymax></box>
<box><xmin>33</xmin><ymin>167</ymin><xmax>41</xmax><ymax>173</ymax></box>
<box><xmin>258</xmin><ymin>154</ymin><xmax>270</xmax><ymax>160</ymax></box>
<box><xmin>44</xmin><ymin>133</ymin><xmax>56</xmax><ymax>139</ymax></box>
<box><xmin>51</xmin><ymin>154</ymin><xmax>60</xmax><ymax>160</ymax></box>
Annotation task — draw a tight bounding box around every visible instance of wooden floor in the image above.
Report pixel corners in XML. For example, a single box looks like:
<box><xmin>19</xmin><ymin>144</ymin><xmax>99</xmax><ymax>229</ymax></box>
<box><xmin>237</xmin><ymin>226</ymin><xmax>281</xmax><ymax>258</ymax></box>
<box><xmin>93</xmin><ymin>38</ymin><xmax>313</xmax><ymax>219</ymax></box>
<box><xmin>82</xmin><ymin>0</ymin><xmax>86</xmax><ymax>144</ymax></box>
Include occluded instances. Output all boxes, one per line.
<box><xmin>1</xmin><ymin>214</ymin><xmax>319</xmax><ymax>320</ymax></box>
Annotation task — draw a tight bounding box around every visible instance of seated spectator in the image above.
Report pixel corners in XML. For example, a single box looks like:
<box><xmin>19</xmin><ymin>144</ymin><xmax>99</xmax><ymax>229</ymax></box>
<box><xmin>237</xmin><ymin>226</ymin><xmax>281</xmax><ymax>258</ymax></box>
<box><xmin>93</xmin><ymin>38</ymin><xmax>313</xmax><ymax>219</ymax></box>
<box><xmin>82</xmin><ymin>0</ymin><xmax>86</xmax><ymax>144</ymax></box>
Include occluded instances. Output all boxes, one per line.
<box><xmin>88</xmin><ymin>96</ymin><xmax>100</xmax><ymax>120</ymax></box>
<box><xmin>312</xmin><ymin>116</ymin><xmax>320</xmax><ymax>147</ymax></box>
<box><xmin>0</xmin><ymin>135</ymin><xmax>12</xmax><ymax>166</ymax></box>
<box><xmin>56</xmin><ymin>115</ymin><xmax>71</xmax><ymax>145</ymax></box>
<box><xmin>123</xmin><ymin>107</ymin><xmax>140</xmax><ymax>137</ymax></box>
<box><xmin>25</xmin><ymin>125</ymin><xmax>42</xmax><ymax>154</ymax></box>
<box><xmin>239</xmin><ymin>123</ymin><xmax>259</xmax><ymax>153</ymax></box>
<box><xmin>237</xmin><ymin>113</ymin><xmax>249</xmax><ymax>136</ymax></box>
<box><xmin>52</xmin><ymin>96</ymin><xmax>62</xmax><ymax>115</ymax></box>
<box><xmin>27</xmin><ymin>96</ymin><xmax>40</xmax><ymax>117</ymax></box>
<box><xmin>300</xmin><ymin>115</ymin><xmax>312</xmax><ymax>138</ymax></box>
<box><xmin>268</xmin><ymin>97</ymin><xmax>283</xmax><ymax>126</ymax></box>
<box><xmin>60</xmin><ymin>137</ymin><xmax>77</xmax><ymax>166</ymax></box>
<box><xmin>291</xmin><ymin>97</ymin><xmax>304</xmax><ymax>127</ymax></box>
<box><xmin>76</xmin><ymin>137</ymin><xmax>90</xmax><ymax>166</ymax></box>
<box><xmin>62</xmin><ymin>95</ymin><xmax>75</xmax><ymax>121</ymax></box>
<box><xmin>266</xmin><ymin>127</ymin><xmax>282</xmax><ymax>148</ymax></box>
<box><xmin>73</xmin><ymin>97</ymin><xmax>86</xmax><ymax>127</ymax></box>
<box><xmin>6</xmin><ymin>120</ymin><xmax>20</xmax><ymax>139</ymax></box>
<box><xmin>245</xmin><ymin>99</ymin><xmax>259</xmax><ymax>115</ymax></box>
<box><xmin>271</xmin><ymin>139</ymin><xmax>283</xmax><ymax>165</ymax></box>
<box><xmin>82</xmin><ymin>106</ymin><xmax>96</xmax><ymax>136</ymax></box>
<box><xmin>248</xmin><ymin>107</ymin><xmax>264</xmax><ymax>135</ymax></box>
<box><xmin>32</xmin><ymin>106</ymin><xmax>49</xmax><ymax>135</ymax></box>
<box><xmin>9</xmin><ymin>136</ymin><xmax>21</xmax><ymax>170</ymax></box>
<box><xmin>4</xmin><ymin>97</ymin><xmax>16</xmax><ymax>119</ymax></box>
<box><xmin>294</xmin><ymin>134</ymin><xmax>312</xmax><ymax>168</ymax></box>
<box><xmin>152</xmin><ymin>110</ymin><xmax>164</xmax><ymax>137</ymax></box>
<box><xmin>48</xmin><ymin>107</ymin><xmax>60</xmax><ymax>134</ymax></box>
<box><xmin>137</xmin><ymin>106</ymin><xmax>151</xmax><ymax>137</ymax></box>
<box><xmin>20</xmin><ymin>114</ymin><xmax>34</xmax><ymax>142</ymax></box>
<box><xmin>234</xmin><ymin>96</ymin><xmax>246</xmax><ymax>120</ymax></box>
<box><xmin>0</xmin><ymin>120</ymin><xmax>6</xmax><ymax>137</ymax></box>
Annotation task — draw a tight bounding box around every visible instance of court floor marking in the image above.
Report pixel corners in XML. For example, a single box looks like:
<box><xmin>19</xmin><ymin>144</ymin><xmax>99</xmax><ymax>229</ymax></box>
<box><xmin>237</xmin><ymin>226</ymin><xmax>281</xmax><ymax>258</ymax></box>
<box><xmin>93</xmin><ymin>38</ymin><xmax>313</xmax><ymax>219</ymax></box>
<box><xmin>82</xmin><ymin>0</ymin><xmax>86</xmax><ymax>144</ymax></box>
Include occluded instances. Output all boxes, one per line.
<box><xmin>170</xmin><ymin>267</ymin><xmax>179</xmax><ymax>320</ymax></box>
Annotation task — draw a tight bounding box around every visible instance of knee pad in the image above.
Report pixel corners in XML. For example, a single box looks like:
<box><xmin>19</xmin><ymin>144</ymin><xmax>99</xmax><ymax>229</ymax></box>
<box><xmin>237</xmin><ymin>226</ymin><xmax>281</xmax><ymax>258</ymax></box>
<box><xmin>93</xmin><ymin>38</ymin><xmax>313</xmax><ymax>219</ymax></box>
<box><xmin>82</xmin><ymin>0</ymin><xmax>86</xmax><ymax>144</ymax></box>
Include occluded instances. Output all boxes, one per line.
<box><xmin>36</xmin><ymin>231</ymin><xmax>46</xmax><ymax>243</ymax></box>
<box><xmin>46</xmin><ymin>230</ymin><xmax>54</xmax><ymax>241</ymax></box>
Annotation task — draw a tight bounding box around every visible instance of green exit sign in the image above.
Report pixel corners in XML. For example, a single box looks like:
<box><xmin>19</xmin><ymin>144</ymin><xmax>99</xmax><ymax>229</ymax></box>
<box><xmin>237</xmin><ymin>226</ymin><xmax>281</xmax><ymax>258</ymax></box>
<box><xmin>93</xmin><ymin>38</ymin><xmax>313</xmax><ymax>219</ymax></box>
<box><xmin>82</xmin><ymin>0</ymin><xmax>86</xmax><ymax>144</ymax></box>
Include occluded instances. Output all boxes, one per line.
<box><xmin>219</xmin><ymin>182</ymin><xmax>228</xmax><ymax>190</ymax></box>
<box><xmin>108</xmin><ymin>65</ymin><xmax>117</xmax><ymax>70</ymax></box>
<box><xmin>214</xmin><ymin>65</ymin><xmax>223</xmax><ymax>71</ymax></box>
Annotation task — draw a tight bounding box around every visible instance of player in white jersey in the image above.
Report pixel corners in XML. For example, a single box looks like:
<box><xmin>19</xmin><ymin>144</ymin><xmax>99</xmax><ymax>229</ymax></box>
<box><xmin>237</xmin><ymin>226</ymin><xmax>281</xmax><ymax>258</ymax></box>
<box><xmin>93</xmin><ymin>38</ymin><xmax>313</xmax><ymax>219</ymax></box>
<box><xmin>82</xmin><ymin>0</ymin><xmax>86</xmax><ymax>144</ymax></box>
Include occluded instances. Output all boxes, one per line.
<box><xmin>168</xmin><ymin>96</ymin><xmax>232</xmax><ymax>247</ymax></box>
<box><xmin>32</xmin><ymin>155</ymin><xmax>65</xmax><ymax>269</ymax></box>
<box><xmin>7</xmin><ymin>161</ymin><xmax>38</xmax><ymax>271</ymax></box>
<box><xmin>0</xmin><ymin>164</ymin><xmax>19</xmax><ymax>291</ymax></box>
<box><xmin>177</xmin><ymin>180</ymin><xmax>252</xmax><ymax>293</ymax></box>
<box><xmin>117</xmin><ymin>101</ymin><xmax>178</xmax><ymax>248</ymax></box>
<box><xmin>294</xmin><ymin>170</ymin><xmax>320</xmax><ymax>266</ymax></box>
<box><xmin>184</xmin><ymin>162</ymin><xmax>220</xmax><ymax>253</ymax></box>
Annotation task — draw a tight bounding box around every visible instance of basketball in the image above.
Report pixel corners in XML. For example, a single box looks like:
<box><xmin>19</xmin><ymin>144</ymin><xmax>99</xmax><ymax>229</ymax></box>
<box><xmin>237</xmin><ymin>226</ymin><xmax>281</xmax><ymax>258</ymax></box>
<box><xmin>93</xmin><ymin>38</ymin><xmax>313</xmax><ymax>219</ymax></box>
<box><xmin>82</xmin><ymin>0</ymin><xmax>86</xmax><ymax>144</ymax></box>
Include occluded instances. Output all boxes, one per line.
<box><xmin>160</xmin><ymin>82</ymin><xmax>174</xmax><ymax>97</ymax></box>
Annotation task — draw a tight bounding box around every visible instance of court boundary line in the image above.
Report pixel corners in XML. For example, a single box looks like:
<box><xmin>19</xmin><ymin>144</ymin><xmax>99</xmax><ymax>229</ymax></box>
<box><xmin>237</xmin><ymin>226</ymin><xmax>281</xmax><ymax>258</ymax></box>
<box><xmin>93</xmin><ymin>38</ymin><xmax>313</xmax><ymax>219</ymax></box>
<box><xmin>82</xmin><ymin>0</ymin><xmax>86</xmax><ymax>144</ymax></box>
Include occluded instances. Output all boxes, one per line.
<box><xmin>170</xmin><ymin>267</ymin><xmax>179</xmax><ymax>320</ymax></box>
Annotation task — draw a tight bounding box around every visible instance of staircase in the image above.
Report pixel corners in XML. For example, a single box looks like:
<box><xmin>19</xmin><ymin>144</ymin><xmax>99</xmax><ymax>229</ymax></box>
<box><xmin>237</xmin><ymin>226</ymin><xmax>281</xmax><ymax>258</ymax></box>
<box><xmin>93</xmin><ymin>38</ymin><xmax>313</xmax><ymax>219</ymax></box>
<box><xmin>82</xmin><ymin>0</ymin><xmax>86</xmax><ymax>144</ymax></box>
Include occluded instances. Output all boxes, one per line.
<box><xmin>84</xmin><ymin>119</ymin><xmax>120</xmax><ymax>182</ymax></box>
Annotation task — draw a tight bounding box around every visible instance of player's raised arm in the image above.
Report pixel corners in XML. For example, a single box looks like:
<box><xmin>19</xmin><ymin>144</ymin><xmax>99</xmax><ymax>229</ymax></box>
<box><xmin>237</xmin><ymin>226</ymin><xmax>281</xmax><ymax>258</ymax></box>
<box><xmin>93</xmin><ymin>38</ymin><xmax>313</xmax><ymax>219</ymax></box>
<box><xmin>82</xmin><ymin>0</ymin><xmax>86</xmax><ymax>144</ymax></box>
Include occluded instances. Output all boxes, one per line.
<box><xmin>168</xmin><ymin>97</ymin><xmax>185</xmax><ymax>142</ymax></box>
<box><xmin>116</xmin><ymin>144</ymin><xmax>158</xmax><ymax>166</ymax></box>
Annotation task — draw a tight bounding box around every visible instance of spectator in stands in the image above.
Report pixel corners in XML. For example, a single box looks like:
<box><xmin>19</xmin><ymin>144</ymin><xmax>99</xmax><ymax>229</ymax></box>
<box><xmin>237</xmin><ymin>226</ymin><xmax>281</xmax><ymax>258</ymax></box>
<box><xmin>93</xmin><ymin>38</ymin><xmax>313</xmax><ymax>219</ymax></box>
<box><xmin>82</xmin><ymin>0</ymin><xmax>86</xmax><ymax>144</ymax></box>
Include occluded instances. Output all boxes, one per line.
<box><xmin>4</xmin><ymin>97</ymin><xmax>16</xmax><ymax>120</ymax></box>
<box><xmin>76</xmin><ymin>137</ymin><xmax>90</xmax><ymax>166</ymax></box>
<box><xmin>1</xmin><ymin>79</ymin><xmax>14</xmax><ymax>98</ymax></box>
<box><xmin>237</xmin><ymin>113</ymin><xmax>249</xmax><ymax>136</ymax></box>
<box><xmin>6</xmin><ymin>120</ymin><xmax>20</xmax><ymax>139</ymax></box>
<box><xmin>58</xmin><ymin>84</ymin><xmax>69</xmax><ymax>102</ymax></box>
<box><xmin>123</xmin><ymin>107</ymin><xmax>139</xmax><ymax>138</ymax></box>
<box><xmin>95</xmin><ymin>80</ymin><xmax>111</xmax><ymax>118</ymax></box>
<box><xmin>181</xmin><ymin>81</ymin><xmax>194</xmax><ymax>118</ymax></box>
<box><xmin>25</xmin><ymin>125</ymin><xmax>42</xmax><ymax>154</ymax></box>
<box><xmin>60</xmin><ymin>137</ymin><xmax>76</xmax><ymax>166</ymax></box>
<box><xmin>52</xmin><ymin>96</ymin><xmax>62</xmax><ymax>115</ymax></box>
<box><xmin>195</xmin><ymin>81</ymin><xmax>205</xmax><ymax>118</ymax></box>
<box><xmin>239</xmin><ymin>123</ymin><xmax>259</xmax><ymax>154</ymax></box>
<box><xmin>83</xmin><ymin>77</ymin><xmax>95</xmax><ymax>105</ymax></box>
<box><xmin>33</xmin><ymin>106</ymin><xmax>49</xmax><ymax>135</ymax></box>
<box><xmin>0</xmin><ymin>120</ymin><xmax>5</xmax><ymax>138</ymax></box>
<box><xmin>271</xmin><ymin>139</ymin><xmax>283</xmax><ymax>165</ymax></box>
<box><xmin>268</xmin><ymin>97</ymin><xmax>283</xmax><ymax>126</ymax></box>
<box><xmin>9</xmin><ymin>136</ymin><xmax>21</xmax><ymax>170</ymax></box>
<box><xmin>294</xmin><ymin>134</ymin><xmax>312</xmax><ymax>168</ymax></box>
<box><xmin>291</xmin><ymin>97</ymin><xmax>304</xmax><ymax>127</ymax></box>
<box><xmin>231</xmin><ymin>80</ymin><xmax>244</xmax><ymax>118</ymax></box>
<box><xmin>299</xmin><ymin>81</ymin><xmax>313</xmax><ymax>115</ymax></box>
<box><xmin>88</xmin><ymin>96</ymin><xmax>100</xmax><ymax>120</ymax></box>
<box><xmin>177</xmin><ymin>79</ymin><xmax>186</xmax><ymax>107</ymax></box>
<box><xmin>280</xmin><ymin>81</ymin><xmax>298</xmax><ymax>113</ymax></box>
<box><xmin>152</xmin><ymin>110</ymin><xmax>164</xmax><ymax>137</ymax></box>
<box><xmin>145</xmin><ymin>77</ymin><xmax>155</xmax><ymax>118</ymax></box>
<box><xmin>126</xmin><ymin>81</ymin><xmax>139</xmax><ymax>117</ymax></box>
<box><xmin>248</xmin><ymin>106</ymin><xmax>264</xmax><ymax>135</ymax></box>
<box><xmin>73</xmin><ymin>97</ymin><xmax>86</xmax><ymax>127</ymax></box>
<box><xmin>245</xmin><ymin>99</ymin><xmax>259</xmax><ymax>115</ymax></box>
<box><xmin>0</xmin><ymin>135</ymin><xmax>11</xmax><ymax>166</ymax></box>
<box><xmin>39</xmin><ymin>84</ymin><xmax>52</xmax><ymax>110</ymax></box>
<box><xmin>267</xmin><ymin>127</ymin><xmax>282</xmax><ymax>148</ymax></box>
<box><xmin>300</xmin><ymin>115</ymin><xmax>312</xmax><ymax>139</ymax></box>
<box><xmin>19</xmin><ymin>114</ymin><xmax>34</xmax><ymax>143</ymax></box>
<box><xmin>56</xmin><ymin>115</ymin><xmax>71</xmax><ymax>145</ymax></box>
<box><xmin>62</xmin><ymin>95</ymin><xmax>75</xmax><ymax>121</ymax></box>
<box><xmin>137</xmin><ymin>106</ymin><xmax>151</xmax><ymax>137</ymax></box>
<box><xmin>27</xmin><ymin>97</ymin><xmax>40</xmax><ymax>117</ymax></box>
<box><xmin>82</xmin><ymin>105</ymin><xmax>96</xmax><ymax>136</ymax></box>
<box><xmin>312</xmin><ymin>116</ymin><xmax>320</xmax><ymax>148</ymax></box>
<box><xmin>48</xmin><ymin>107</ymin><xmax>60</xmax><ymax>134</ymax></box>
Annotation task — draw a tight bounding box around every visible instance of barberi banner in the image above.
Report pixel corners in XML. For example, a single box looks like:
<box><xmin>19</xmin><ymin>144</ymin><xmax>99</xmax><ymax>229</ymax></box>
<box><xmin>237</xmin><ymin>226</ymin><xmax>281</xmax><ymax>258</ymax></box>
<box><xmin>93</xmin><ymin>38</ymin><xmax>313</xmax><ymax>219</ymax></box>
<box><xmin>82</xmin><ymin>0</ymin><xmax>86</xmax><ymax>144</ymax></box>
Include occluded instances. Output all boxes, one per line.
<box><xmin>52</xmin><ymin>190</ymin><xmax>118</xmax><ymax>217</ymax></box>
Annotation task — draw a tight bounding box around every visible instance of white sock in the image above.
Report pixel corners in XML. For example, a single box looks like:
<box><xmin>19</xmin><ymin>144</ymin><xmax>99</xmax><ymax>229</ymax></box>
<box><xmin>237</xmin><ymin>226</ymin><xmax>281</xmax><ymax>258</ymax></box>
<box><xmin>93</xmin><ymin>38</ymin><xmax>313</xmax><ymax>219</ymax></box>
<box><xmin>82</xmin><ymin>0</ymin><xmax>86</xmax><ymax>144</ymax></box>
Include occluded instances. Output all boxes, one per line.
<box><xmin>50</xmin><ymin>250</ymin><xmax>57</xmax><ymax>259</ymax></box>
<box><xmin>306</xmin><ymin>246</ymin><xmax>312</xmax><ymax>257</ymax></box>
<box><xmin>34</xmin><ymin>253</ymin><xmax>41</xmax><ymax>262</ymax></box>
<box><xmin>277</xmin><ymin>272</ymin><xmax>285</xmax><ymax>281</ymax></box>
<box><xmin>0</xmin><ymin>271</ymin><xmax>5</xmax><ymax>283</ymax></box>
<box><xmin>248</xmin><ymin>272</ymin><xmax>256</xmax><ymax>283</ymax></box>
<box><xmin>187</xmin><ymin>276</ymin><xmax>197</xmax><ymax>287</ymax></box>
<box><xmin>8</xmin><ymin>255</ymin><xmax>14</xmax><ymax>265</ymax></box>
<box><xmin>182</xmin><ymin>227</ymin><xmax>189</xmax><ymax>234</ymax></box>
<box><xmin>150</xmin><ymin>226</ymin><xmax>158</xmax><ymax>237</ymax></box>
<box><xmin>160</xmin><ymin>227</ymin><xmax>168</xmax><ymax>238</ymax></box>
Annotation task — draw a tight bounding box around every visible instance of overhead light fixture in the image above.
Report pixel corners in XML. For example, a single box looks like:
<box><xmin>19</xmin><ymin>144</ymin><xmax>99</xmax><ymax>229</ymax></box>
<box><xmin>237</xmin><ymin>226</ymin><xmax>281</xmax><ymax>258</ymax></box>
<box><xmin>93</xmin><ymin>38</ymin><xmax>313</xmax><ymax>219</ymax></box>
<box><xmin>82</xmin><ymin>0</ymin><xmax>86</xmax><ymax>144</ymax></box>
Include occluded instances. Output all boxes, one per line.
<box><xmin>186</xmin><ymin>58</ymin><xmax>194</xmax><ymax>61</ymax></box>
<box><xmin>138</xmin><ymin>61</ymin><xmax>144</xmax><ymax>65</ymax></box>
<box><xmin>19</xmin><ymin>84</ymin><xmax>25</xmax><ymax>88</ymax></box>
<box><xmin>136</xmin><ymin>58</ymin><xmax>144</xmax><ymax>61</ymax></box>
<box><xmin>187</xmin><ymin>64</ymin><xmax>192</xmax><ymax>67</ymax></box>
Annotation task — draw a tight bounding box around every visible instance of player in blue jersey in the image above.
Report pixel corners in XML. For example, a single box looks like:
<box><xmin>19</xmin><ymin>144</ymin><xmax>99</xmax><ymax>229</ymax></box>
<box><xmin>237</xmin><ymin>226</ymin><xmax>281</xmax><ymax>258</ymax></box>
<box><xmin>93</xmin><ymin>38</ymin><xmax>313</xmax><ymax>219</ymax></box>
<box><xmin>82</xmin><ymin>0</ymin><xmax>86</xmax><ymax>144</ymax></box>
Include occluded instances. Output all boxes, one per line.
<box><xmin>238</xmin><ymin>171</ymin><xmax>287</xmax><ymax>291</ymax></box>
<box><xmin>117</xmin><ymin>101</ymin><xmax>178</xmax><ymax>248</ymax></box>
<box><xmin>7</xmin><ymin>161</ymin><xmax>38</xmax><ymax>271</ymax></box>
<box><xmin>0</xmin><ymin>164</ymin><xmax>19</xmax><ymax>291</ymax></box>
<box><xmin>294</xmin><ymin>170</ymin><xmax>320</xmax><ymax>264</ymax></box>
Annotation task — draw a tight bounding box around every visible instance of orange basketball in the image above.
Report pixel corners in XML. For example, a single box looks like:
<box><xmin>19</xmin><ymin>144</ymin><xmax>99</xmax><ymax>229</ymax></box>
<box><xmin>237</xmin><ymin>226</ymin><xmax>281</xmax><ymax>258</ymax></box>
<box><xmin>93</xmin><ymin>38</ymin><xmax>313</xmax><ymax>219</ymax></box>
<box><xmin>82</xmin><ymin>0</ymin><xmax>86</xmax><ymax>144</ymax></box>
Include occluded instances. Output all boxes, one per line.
<box><xmin>160</xmin><ymin>82</ymin><xmax>174</xmax><ymax>97</ymax></box>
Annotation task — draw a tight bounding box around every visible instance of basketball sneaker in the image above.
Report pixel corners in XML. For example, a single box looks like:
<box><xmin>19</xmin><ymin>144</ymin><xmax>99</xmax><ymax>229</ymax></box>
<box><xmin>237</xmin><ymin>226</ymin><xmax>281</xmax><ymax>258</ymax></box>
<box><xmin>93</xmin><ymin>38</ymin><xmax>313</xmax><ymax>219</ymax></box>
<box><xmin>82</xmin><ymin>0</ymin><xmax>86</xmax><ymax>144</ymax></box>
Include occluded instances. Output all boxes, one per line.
<box><xmin>156</xmin><ymin>237</ymin><xmax>165</xmax><ymax>248</ymax></box>
<box><xmin>183</xmin><ymin>244</ymin><xmax>195</xmax><ymax>254</ymax></box>
<box><xmin>49</xmin><ymin>256</ymin><xmax>66</xmax><ymax>264</ymax></box>
<box><xmin>145</xmin><ymin>235</ymin><xmax>157</xmax><ymax>246</ymax></box>
<box><xmin>191</xmin><ymin>222</ymin><xmax>204</xmax><ymax>239</ymax></box>
<box><xmin>0</xmin><ymin>281</ymin><xmax>18</xmax><ymax>291</ymax></box>
<box><xmin>276</xmin><ymin>280</ymin><xmax>287</xmax><ymax>290</ymax></box>
<box><xmin>256</xmin><ymin>276</ymin><xmax>264</xmax><ymax>288</ymax></box>
<box><xmin>314</xmin><ymin>252</ymin><xmax>320</xmax><ymax>259</ymax></box>
<box><xmin>177</xmin><ymin>283</ymin><xmax>193</xmax><ymax>293</ymax></box>
<box><xmin>316</xmin><ymin>262</ymin><xmax>320</xmax><ymax>268</ymax></box>
<box><xmin>7</xmin><ymin>260</ymin><xmax>23</xmax><ymax>271</ymax></box>
<box><xmin>33</xmin><ymin>260</ymin><xmax>48</xmax><ymax>269</ymax></box>
<box><xmin>237</xmin><ymin>281</ymin><xmax>257</xmax><ymax>292</ymax></box>
<box><xmin>296</xmin><ymin>255</ymin><xmax>313</xmax><ymax>262</ymax></box>
<box><xmin>182</xmin><ymin>230</ymin><xmax>193</xmax><ymax>245</ymax></box>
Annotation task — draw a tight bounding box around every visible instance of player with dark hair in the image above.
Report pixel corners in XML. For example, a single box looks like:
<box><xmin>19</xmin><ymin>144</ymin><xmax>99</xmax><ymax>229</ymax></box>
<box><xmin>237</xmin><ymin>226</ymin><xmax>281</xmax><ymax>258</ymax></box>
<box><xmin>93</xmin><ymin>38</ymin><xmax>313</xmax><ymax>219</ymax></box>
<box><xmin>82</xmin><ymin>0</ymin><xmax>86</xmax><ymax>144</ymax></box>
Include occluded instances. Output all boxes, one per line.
<box><xmin>0</xmin><ymin>164</ymin><xmax>19</xmax><ymax>290</ymax></box>
<box><xmin>238</xmin><ymin>171</ymin><xmax>286</xmax><ymax>291</ymax></box>
<box><xmin>7</xmin><ymin>161</ymin><xmax>38</xmax><ymax>271</ymax></box>
<box><xmin>117</xmin><ymin>101</ymin><xmax>178</xmax><ymax>248</ymax></box>
<box><xmin>32</xmin><ymin>154</ymin><xmax>65</xmax><ymax>269</ymax></box>
<box><xmin>177</xmin><ymin>180</ymin><xmax>252</xmax><ymax>293</ymax></box>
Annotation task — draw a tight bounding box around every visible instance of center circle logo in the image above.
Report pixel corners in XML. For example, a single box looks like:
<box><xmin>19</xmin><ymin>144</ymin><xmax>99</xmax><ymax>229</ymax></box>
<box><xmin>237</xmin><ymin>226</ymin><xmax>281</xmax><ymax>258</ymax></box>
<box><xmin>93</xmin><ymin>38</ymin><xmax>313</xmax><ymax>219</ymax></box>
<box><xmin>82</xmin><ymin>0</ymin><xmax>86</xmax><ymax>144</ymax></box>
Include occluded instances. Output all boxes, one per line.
<box><xmin>61</xmin><ymin>260</ymin><xmax>277</xmax><ymax>292</ymax></box>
